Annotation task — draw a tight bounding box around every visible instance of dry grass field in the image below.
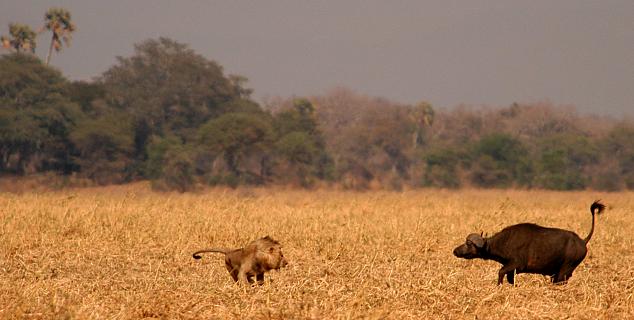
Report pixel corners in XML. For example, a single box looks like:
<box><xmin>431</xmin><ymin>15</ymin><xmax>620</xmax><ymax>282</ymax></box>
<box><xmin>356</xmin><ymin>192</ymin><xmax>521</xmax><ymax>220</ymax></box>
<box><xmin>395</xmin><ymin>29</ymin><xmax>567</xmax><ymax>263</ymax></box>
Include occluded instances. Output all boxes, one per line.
<box><xmin>1</xmin><ymin>184</ymin><xmax>633</xmax><ymax>319</ymax></box>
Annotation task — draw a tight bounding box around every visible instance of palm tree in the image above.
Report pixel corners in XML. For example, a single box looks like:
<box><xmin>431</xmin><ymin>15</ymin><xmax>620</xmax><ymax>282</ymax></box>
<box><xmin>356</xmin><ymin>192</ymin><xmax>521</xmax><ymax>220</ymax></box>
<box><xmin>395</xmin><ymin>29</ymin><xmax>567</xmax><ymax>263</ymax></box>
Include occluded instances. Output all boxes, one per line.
<box><xmin>411</xmin><ymin>101</ymin><xmax>435</xmax><ymax>149</ymax></box>
<box><xmin>43</xmin><ymin>7</ymin><xmax>75</xmax><ymax>65</ymax></box>
<box><xmin>1</xmin><ymin>23</ymin><xmax>37</xmax><ymax>53</ymax></box>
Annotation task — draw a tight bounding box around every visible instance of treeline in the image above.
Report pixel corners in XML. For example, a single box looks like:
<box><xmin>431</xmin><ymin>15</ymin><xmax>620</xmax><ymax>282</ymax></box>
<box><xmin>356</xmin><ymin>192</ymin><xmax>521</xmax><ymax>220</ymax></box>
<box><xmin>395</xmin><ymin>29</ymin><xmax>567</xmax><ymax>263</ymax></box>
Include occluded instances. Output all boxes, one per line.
<box><xmin>304</xmin><ymin>89</ymin><xmax>634</xmax><ymax>191</ymax></box>
<box><xmin>1</xmin><ymin>38</ymin><xmax>633</xmax><ymax>191</ymax></box>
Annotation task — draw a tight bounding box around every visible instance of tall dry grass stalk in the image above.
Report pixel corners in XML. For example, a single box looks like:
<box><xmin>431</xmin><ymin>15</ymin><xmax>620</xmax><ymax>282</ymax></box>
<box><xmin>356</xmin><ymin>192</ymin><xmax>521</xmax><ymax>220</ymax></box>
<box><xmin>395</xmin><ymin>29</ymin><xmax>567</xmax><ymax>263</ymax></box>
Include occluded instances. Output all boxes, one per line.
<box><xmin>1</xmin><ymin>184</ymin><xmax>632</xmax><ymax>319</ymax></box>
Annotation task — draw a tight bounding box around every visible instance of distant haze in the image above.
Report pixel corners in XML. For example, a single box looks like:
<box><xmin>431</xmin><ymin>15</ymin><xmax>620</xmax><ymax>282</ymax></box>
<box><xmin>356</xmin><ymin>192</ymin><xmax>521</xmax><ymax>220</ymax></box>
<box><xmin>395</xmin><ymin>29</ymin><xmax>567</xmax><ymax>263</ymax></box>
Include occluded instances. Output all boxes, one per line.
<box><xmin>1</xmin><ymin>1</ymin><xmax>632</xmax><ymax>116</ymax></box>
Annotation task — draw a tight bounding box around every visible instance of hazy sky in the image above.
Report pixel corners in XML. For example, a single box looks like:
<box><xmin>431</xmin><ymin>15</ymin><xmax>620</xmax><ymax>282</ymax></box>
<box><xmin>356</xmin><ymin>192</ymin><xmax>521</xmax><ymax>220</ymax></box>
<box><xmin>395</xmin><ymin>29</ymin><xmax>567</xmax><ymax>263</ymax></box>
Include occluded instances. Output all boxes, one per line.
<box><xmin>2</xmin><ymin>1</ymin><xmax>632</xmax><ymax>116</ymax></box>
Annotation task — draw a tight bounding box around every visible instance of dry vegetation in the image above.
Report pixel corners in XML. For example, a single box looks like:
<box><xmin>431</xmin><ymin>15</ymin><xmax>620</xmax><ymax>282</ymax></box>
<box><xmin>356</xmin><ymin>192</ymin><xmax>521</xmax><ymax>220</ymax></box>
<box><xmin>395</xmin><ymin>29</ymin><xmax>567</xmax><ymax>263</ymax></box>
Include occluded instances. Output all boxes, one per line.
<box><xmin>1</xmin><ymin>184</ymin><xmax>633</xmax><ymax>319</ymax></box>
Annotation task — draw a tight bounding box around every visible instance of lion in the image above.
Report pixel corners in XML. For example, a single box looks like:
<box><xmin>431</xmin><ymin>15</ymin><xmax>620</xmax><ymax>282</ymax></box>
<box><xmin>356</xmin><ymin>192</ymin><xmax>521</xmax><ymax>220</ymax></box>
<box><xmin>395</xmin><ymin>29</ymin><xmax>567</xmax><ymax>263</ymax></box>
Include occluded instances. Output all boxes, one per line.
<box><xmin>193</xmin><ymin>236</ymin><xmax>288</xmax><ymax>285</ymax></box>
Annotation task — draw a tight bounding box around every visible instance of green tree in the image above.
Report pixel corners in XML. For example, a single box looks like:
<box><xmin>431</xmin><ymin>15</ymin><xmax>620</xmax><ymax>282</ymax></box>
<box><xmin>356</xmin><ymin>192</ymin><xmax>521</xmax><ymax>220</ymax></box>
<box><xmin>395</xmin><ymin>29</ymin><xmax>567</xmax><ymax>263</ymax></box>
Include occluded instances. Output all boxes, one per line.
<box><xmin>533</xmin><ymin>134</ymin><xmax>598</xmax><ymax>190</ymax></box>
<box><xmin>422</xmin><ymin>147</ymin><xmax>461</xmax><ymax>188</ymax></box>
<box><xmin>0</xmin><ymin>108</ymin><xmax>44</xmax><ymax>172</ymax></box>
<box><xmin>275</xmin><ymin>98</ymin><xmax>320</xmax><ymax>136</ymax></box>
<box><xmin>43</xmin><ymin>8</ymin><xmax>76</xmax><ymax>65</ymax></box>
<box><xmin>0</xmin><ymin>53</ymin><xmax>81</xmax><ymax>174</ymax></box>
<box><xmin>198</xmin><ymin>112</ymin><xmax>274</xmax><ymax>184</ymax></box>
<box><xmin>161</xmin><ymin>145</ymin><xmax>196</xmax><ymax>192</ymax></box>
<box><xmin>146</xmin><ymin>138</ymin><xmax>196</xmax><ymax>192</ymax></box>
<box><xmin>1</xmin><ymin>23</ymin><xmax>37</xmax><ymax>53</ymax></box>
<box><xmin>274</xmin><ymin>131</ymin><xmax>321</xmax><ymax>187</ymax></box>
<box><xmin>144</xmin><ymin>136</ymin><xmax>177</xmax><ymax>180</ymax></box>
<box><xmin>69</xmin><ymin>111</ymin><xmax>134</xmax><ymax>184</ymax></box>
<box><xmin>100</xmin><ymin>38</ymin><xmax>253</xmax><ymax>171</ymax></box>
<box><xmin>67</xmin><ymin>80</ymin><xmax>106</xmax><ymax>114</ymax></box>
<box><xmin>273</xmin><ymin>98</ymin><xmax>332</xmax><ymax>186</ymax></box>
<box><xmin>601</xmin><ymin>125</ymin><xmax>634</xmax><ymax>189</ymax></box>
<box><xmin>469</xmin><ymin>133</ymin><xmax>532</xmax><ymax>188</ymax></box>
<box><xmin>534</xmin><ymin>149</ymin><xmax>585</xmax><ymax>190</ymax></box>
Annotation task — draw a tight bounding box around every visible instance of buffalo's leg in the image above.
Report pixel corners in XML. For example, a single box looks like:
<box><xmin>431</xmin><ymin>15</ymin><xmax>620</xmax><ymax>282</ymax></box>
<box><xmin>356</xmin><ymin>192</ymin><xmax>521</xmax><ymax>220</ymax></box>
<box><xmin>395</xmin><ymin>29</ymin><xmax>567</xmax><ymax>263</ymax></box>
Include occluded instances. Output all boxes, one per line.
<box><xmin>498</xmin><ymin>263</ymin><xmax>519</xmax><ymax>285</ymax></box>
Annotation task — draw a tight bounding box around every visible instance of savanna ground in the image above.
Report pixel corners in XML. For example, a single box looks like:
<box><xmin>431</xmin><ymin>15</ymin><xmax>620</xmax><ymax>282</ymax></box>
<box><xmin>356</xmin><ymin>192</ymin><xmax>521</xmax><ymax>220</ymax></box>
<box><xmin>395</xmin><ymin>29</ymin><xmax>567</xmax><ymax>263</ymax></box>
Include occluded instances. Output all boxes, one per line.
<box><xmin>0</xmin><ymin>184</ymin><xmax>633</xmax><ymax>319</ymax></box>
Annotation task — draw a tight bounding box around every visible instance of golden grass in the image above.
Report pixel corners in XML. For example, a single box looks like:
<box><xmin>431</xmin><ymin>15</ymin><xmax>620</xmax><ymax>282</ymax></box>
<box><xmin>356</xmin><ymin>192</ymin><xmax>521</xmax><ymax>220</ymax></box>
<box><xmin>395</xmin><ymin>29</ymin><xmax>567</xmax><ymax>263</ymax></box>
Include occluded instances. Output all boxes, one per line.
<box><xmin>1</xmin><ymin>184</ymin><xmax>633</xmax><ymax>319</ymax></box>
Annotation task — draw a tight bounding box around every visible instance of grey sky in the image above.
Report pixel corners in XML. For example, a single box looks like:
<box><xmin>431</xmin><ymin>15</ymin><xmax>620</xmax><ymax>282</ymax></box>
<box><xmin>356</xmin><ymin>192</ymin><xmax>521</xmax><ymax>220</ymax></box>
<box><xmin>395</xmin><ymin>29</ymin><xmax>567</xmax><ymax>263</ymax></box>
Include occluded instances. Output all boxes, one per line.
<box><xmin>2</xmin><ymin>1</ymin><xmax>632</xmax><ymax>116</ymax></box>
